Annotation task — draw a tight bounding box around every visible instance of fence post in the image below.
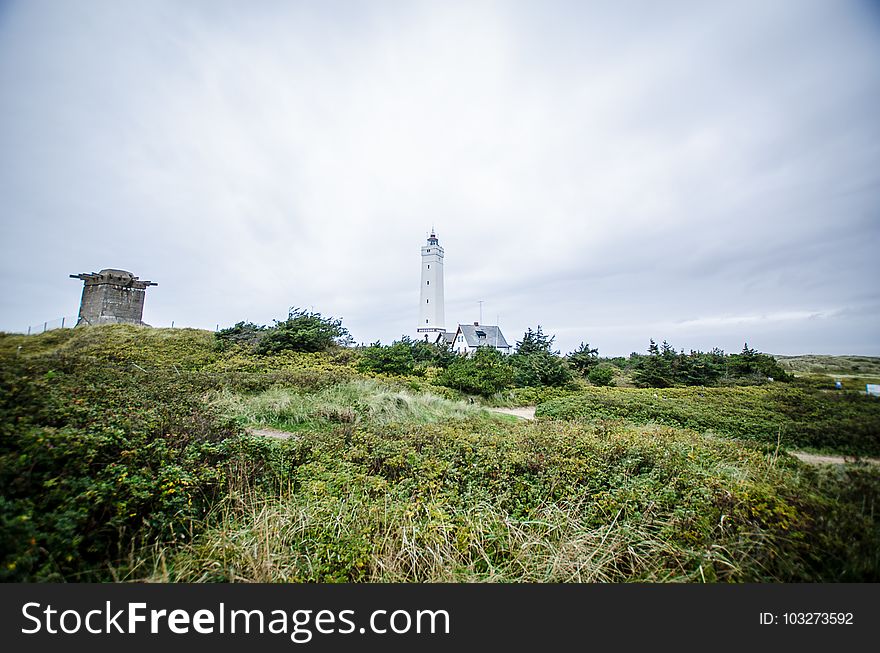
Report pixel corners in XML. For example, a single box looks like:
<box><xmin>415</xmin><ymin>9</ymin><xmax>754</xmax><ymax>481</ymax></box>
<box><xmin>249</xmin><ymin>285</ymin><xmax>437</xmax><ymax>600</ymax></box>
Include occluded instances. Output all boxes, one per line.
<box><xmin>61</xmin><ymin>317</ymin><xmax>65</xmax><ymax>328</ymax></box>
<box><xmin>27</xmin><ymin>326</ymin><xmax>31</xmax><ymax>335</ymax></box>
<box><xmin>43</xmin><ymin>322</ymin><xmax>47</xmax><ymax>333</ymax></box>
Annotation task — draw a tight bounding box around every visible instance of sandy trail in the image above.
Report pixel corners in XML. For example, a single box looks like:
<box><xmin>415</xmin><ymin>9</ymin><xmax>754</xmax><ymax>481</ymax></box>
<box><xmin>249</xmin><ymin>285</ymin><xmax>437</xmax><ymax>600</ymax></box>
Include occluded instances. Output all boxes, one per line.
<box><xmin>488</xmin><ymin>406</ymin><xmax>536</xmax><ymax>420</ymax></box>
<box><xmin>790</xmin><ymin>451</ymin><xmax>880</xmax><ymax>466</ymax></box>
<box><xmin>247</xmin><ymin>427</ymin><xmax>299</xmax><ymax>440</ymax></box>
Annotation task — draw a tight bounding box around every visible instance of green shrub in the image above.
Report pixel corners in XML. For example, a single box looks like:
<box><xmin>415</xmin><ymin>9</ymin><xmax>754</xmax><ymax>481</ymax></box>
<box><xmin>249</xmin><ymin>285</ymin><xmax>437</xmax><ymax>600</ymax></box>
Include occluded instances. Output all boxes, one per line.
<box><xmin>537</xmin><ymin>385</ymin><xmax>880</xmax><ymax>456</ymax></box>
<box><xmin>436</xmin><ymin>347</ymin><xmax>515</xmax><ymax>396</ymax></box>
<box><xmin>215</xmin><ymin>321</ymin><xmax>267</xmax><ymax>350</ymax></box>
<box><xmin>398</xmin><ymin>335</ymin><xmax>456</xmax><ymax>370</ymax></box>
<box><xmin>0</xmin><ymin>354</ymin><xmax>244</xmax><ymax>581</ymax></box>
<box><xmin>356</xmin><ymin>338</ymin><xmax>457</xmax><ymax>377</ymax></box>
<box><xmin>256</xmin><ymin>307</ymin><xmax>352</xmax><ymax>354</ymax></box>
<box><xmin>152</xmin><ymin>420</ymin><xmax>880</xmax><ymax>582</ymax></box>
<box><xmin>628</xmin><ymin>340</ymin><xmax>790</xmax><ymax>387</ymax></box>
<box><xmin>357</xmin><ymin>342</ymin><xmax>416</xmax><ymax>376</ymax></box>
<box><xmin>507</xmin><ymin>326</ymin><xmax>573</xmax><ymax>388</ymax></box>
<box><xmin>0</xmin><ymin>327</ymin><xmax>357</xmax><ymax>581</ymax></box>
<box><xmin>3</xmin><ymin>327</ymin><xmax>878</xmax><ymax>583</ymax></box>
<box><xmin>588</xmin><ymin>364</ymin><xmax>615</xmax><ymax>387</ymax></box>
<box><xmin>487</xmin><ymin>385</ymin><xmax>581</xmax><ymax>407</ymax></box>
<box><xmin>567</xmin><ymin>342</ymin><xmax>600</xmax><ymax>375</ymax></box>
<box><xmin>510</xmin><ymin>350</ymin><xmax>573</xmax><ymax>387</ymax></box>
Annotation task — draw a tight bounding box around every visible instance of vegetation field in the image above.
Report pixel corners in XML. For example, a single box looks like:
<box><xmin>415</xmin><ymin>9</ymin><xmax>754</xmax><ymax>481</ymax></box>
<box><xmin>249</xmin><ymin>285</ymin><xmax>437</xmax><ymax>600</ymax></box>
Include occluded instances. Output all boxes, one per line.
<box><xmin>1</xmin><ymin>325</ymin><xmax>878</xmax><ymax>582</ymax></box>
<box><xmin>774</xmin><ymin>354</ymin><xmax>880</xmax><ymax>377</ymax></box>
<box><xmin>536</xmin><ymin>383</ymin><xmax>880</xmax><ymax>457</ymax></box>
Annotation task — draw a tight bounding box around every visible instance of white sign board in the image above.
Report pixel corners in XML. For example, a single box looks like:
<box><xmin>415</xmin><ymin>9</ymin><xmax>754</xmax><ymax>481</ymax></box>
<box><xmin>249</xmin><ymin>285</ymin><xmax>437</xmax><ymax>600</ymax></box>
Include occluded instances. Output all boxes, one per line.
<box><xmin>867</xmin><ymin>384</ymin><xmax>880</xmax><ymax>397</ymax></box>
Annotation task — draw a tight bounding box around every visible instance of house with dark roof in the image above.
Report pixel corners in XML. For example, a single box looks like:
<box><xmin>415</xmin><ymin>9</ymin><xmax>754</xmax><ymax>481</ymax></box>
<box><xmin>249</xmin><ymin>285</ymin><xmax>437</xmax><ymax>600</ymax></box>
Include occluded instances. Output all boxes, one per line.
<box><xmin>438</xmin><ymin>322</ymin><xmax>512</xmax><ymax>355</ymax></box>
<box><xmin>436</xmin><ymin>331</ymin><xmax>457</xmax><ymax>346</ymax></box>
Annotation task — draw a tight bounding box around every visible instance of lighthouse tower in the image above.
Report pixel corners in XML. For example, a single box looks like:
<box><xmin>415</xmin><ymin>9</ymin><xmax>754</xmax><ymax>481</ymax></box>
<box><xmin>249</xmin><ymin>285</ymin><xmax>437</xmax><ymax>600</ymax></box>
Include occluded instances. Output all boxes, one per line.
<box><xmin>417</xmin><ymin>230</ymin><xmax>446</xmax><ymax>340</ymax></box>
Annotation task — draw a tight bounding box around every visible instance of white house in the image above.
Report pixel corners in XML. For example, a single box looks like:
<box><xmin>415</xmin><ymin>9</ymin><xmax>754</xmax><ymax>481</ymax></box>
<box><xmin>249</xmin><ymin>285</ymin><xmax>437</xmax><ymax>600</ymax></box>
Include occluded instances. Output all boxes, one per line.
<box><xmin>440</xmin><ymin>322</ymin><xmax>512</xmax><ymax>355</ymax></box>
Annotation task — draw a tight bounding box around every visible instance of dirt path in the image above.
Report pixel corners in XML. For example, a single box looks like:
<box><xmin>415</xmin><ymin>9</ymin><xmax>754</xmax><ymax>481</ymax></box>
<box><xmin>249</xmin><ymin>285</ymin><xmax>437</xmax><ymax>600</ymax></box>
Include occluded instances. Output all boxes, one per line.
<box><xmin>247</xmin><ymin>427</ymin><xmax>299</xmax><ymax>440</ymax></box>
<box><xmin>488</xmin><ymin>406</ymin><xmax>536</xmax><ymax>420</ymax></box>
<box><xmin>790</xmin><ymin>451</ymin><xmax>880</xmax><ymax>466</ymax></box>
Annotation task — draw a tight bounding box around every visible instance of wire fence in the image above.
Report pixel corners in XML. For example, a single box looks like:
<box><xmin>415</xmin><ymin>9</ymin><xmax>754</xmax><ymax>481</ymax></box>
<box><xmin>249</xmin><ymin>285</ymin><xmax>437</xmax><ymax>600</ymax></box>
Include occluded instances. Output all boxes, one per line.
<box><xmin>14</xmin><ymin>317</ymin><xmax>221</xmax><ymax>335</ymax></box>
<box><xmin>22</xmin><ymin>315</ymin><xmax>79</xmax><ymax>335</ymax></box>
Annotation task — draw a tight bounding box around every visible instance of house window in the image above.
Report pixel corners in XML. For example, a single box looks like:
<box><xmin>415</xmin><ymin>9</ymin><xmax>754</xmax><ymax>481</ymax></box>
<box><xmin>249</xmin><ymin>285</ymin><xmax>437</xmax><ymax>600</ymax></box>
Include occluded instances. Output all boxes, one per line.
<box><xmin>426</xmin><ymin>299</ymin><xmax>429</xmax><ymax>303</ymax></box>
<box><xmin>427</xmin><ymin>265</ymin><xmax>430</xmax><ymax>269</ymax></box>
<box><xmin>426</xmin><ymin>280</ymin><xmax>429</xmax><ymax>285</ymax></box>
<box><xmin>426</xmin><ymin>319</ymin><xmax>429</xmax><ymax>324</ymax></box>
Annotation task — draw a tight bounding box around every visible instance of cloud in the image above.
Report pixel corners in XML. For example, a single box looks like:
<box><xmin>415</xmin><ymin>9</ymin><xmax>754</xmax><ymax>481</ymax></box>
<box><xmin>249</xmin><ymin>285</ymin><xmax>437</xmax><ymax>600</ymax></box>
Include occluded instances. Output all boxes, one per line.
<box><xmin>1</xmin><ymin>0</ymin><xmax>878</xmax><ymax>355</ymax></box>
<box><xmin>674</xmin><ymin>311</ymin><xmax>830</xmax><ymax>329</ymax></box>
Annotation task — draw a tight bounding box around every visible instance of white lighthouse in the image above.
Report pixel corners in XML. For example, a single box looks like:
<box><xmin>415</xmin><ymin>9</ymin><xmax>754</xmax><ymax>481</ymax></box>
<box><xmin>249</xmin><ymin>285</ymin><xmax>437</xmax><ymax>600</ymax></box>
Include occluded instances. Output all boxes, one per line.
<box><xmin>417</xmin><ymin>230</ymin><xmax>446</xmax><ymax>340</ymax></box>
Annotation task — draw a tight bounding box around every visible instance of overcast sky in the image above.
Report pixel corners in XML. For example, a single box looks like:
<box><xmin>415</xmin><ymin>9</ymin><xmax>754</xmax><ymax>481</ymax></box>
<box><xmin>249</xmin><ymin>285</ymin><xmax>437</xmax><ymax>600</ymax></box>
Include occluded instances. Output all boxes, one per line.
<box><xmin>1</xmin><ymin>0</ymin><xmax>878</xmax><ymax>356</ymax></box>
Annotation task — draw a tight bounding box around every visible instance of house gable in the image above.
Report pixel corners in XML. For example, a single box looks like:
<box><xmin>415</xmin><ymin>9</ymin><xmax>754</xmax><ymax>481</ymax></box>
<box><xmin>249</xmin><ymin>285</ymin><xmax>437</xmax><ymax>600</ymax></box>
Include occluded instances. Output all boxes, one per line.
<box><xmin>453</xmin><ymin>323</ymin><xmax>511</xmax><ymax>355</ymax></box>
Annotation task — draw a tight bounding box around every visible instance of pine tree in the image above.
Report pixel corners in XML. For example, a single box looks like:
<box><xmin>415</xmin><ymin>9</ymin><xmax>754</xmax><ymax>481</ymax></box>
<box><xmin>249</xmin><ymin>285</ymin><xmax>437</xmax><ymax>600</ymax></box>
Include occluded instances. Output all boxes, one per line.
<box><xmin>515</xmin><ymin>325</ymin><xmax>556</xmax><ymax>355</ymax></box>
<box><xmin>567</xmin><ymin>342</ymin><xmax>600</xmax><ymax>375</ymax></box>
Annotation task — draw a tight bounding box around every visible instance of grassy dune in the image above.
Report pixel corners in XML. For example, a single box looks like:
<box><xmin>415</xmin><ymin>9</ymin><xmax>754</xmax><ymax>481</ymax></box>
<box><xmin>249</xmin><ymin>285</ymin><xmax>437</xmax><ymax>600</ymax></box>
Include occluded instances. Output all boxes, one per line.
<box><xmin>2</xmin><ymin>325</ymin><xmax>879</xmax><ymax>582</ymax></box>
<box><xmin>774</xmin><ymin>354</ymin><xmax>880</xmax><ymax>377</ymax></box>
<box><xmin>211</xmin><ymin>379</ymin><xmax>495</xmax><ymax>431</ymax></box>
<box><xmin>536</xmin><ymin>383</ymin><xmax>880</xmax><ymax>456</ymax></box>
<box><xmin>143</xmin><ymin>421</ymin><xmax>879</xmax><ymax>582</ymax></box>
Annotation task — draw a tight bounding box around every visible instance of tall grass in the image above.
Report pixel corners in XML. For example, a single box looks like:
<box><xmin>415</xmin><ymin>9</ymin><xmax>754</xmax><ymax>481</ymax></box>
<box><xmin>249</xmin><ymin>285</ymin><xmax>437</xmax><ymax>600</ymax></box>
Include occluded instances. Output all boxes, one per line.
<box><xmin>137</xmin><ymin>420</ymin><xmax>880</xmax><ymax>583</ymax></box>
<box><xmin>211</xmin><ymin>379</ymin><xmax>493</xmax><ymax>430</ymax></box>
<box><xmin>142</xmin><ymin>493</ymin><xmax>701</xmax><ymax>583</ymax></box>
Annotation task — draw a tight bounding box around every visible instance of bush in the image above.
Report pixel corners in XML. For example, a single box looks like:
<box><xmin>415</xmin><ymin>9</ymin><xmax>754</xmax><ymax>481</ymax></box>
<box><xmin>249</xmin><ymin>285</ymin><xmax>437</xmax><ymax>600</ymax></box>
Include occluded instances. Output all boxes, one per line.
<box><xmin>3</xmin><ymin>328</ymin><xmax>879</xmax><ymax>583</ymax></box>
<box><xmin>536</xmin><ymin>385</ymin><xmax>880</xmax><ymax>456</ymax></box>
<box><xmin>215</xmin><ymin>321</ymin><xmax>267</xmax><ymax>351</ymax></box>
<box><xmin>0</xmin><ymin>354</ymin><xmax>245</xmax><ymax>581</ymax></box>
<box><xmin>357</xmin><ymin>341</ymin><xmax>416</xmax><ymax>376</ymax></box>
<box><xmin>510</xmin><ymin>326</ymin><xmax>572</xmax><ymax>387</ymax></box>
<box><xmin>0</xmin><ymin>326</ymin><xmax>362</xmax><ymax>581</ymax></box>
<box><xmin>256</xmin><ymin>307</ymin><xmax>352</xmax><ymax>354</ymax></box>
<box><xmin>436</xmin><ymin>347</ymin><xmax>515</xmax><ymax>396</ymax></box>
<box><xmin>356</xmin><ymin>338</ymin><xmax>457</xmax><ymax>376</ymax></box>
<box><xmin>630</xmin><ymin>340</ymin><xmax>790</xmax><ymax>388</ymax></box>
<box><xmin>488</xmin><ymin>385</ymin><xmax>580</xmax><ymax>407</ymax></box>
<box><xmin>511</xmin><ymin>350</ymin><xmax>573</xmax><ymax>387</ymax></box>
<box><xmin>588</xmin><ymin>364</ymin><xmax>615</xmax><ymax>387</ymax></box>
<box><xmin>153</xmin><ymin>420</ymin><xmax>880</xmax><ymax>582</ymax></box>
<box><xmin>567</xmin><ymin>342</ymin><xmax>599</xmax><ymax>375</ymax></box>
<box><xmin>728</xmin><ymin>344</ymin><xmax>791</xmax><ymax>381</ymax></box>
<box><xmin>409</xmin><ymin>338</ymin><xmax>456</xmax><ymax>370</ymax></box>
